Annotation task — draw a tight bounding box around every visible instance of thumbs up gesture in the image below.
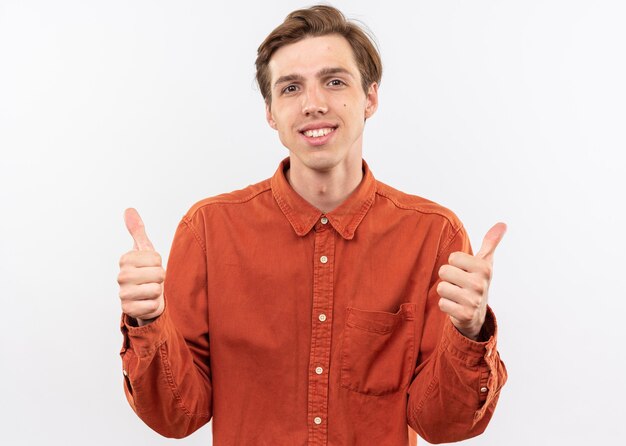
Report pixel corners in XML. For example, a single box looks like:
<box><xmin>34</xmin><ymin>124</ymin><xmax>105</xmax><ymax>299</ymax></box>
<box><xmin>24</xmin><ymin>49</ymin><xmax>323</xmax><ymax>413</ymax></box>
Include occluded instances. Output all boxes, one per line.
<box><xmin>117</xmin><ymin>208</ymin><xmax>165</xmax><ymax>326</ymax></box>
<box><xmin>437</xmin><ymin>223</ymin><xmax>507</xmax><ymax>340</ymax></box>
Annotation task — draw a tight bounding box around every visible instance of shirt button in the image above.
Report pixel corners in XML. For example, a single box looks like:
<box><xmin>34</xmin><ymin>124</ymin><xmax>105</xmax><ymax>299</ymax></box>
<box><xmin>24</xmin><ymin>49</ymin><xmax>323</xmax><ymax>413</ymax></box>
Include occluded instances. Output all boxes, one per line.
<box><xmin>321</xmin><ymin>216</ymin><xmax>328</xmax><ymax>224</ymax></box>
<box><xmin>318</xmin><ymin>313</ymin><xmax>327</xmax><ymax>322</ymax></box>
<box><xmin>320</xmin><ymin>255</ymin><xmax>328</xmax><ymax>264</ymax></box>
<box><xmin>315</xmin><ymin>366</ymin><xmax>323</xmax><ymax>375</ymax></box>
<box><xmin>123</xmin><ymin>369</ymin><xmax>128</xmax><ymax>377</ymax></box>
<box><xmin>314</xmin><ymin>417</ymin><xmax>322</xmax><ymax>425</ymax></box>
<box><xmin>480</xmin><ymin>386</ymin><xmax>488</xmax><ymax>393</ymax></box>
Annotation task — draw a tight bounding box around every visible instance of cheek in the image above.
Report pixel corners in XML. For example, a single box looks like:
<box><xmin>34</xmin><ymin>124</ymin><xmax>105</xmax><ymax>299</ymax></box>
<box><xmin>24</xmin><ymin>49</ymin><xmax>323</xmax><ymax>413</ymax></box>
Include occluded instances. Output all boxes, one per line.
<box><xmin>273</xmin><ymin>115</ymin><xmax>294</xmax><ymax>139</ymax></box>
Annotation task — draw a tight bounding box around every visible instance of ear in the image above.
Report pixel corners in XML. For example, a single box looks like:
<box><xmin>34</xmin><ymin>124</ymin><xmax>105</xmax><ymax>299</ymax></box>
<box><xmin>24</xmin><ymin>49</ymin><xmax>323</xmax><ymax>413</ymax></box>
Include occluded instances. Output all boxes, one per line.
<box><xmin>265</xmin><ymin>102</ymin><xmax>277</xmax><ymax>130</ymax></box>
<box><xmin>364</xmin><ymin>82</ymin><xmax>379</xmax><ymax>120</ymax></box>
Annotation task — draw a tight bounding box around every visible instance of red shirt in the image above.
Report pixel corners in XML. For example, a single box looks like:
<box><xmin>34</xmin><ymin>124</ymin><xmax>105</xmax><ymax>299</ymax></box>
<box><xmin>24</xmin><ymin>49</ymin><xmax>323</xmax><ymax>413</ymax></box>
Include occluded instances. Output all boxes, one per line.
<box><xmin>120</xmin><ymin>158</ymin><xmax>507</xmax><ymax>445</ymax></box>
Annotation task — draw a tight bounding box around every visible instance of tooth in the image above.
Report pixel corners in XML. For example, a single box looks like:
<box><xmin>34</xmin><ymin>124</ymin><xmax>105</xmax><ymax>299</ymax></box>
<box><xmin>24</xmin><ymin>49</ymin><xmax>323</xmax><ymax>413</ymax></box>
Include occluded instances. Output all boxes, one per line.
<box><xmin>304</xmin><ymin>127</ymin><xmax>333</xmax><ymax>137</ymax></box>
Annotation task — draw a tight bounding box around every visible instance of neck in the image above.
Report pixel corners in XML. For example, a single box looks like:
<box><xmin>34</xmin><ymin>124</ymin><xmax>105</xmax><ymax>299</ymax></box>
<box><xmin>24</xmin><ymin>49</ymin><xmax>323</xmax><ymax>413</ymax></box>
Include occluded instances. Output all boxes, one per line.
<box><xmin>286</xmin><ymin>158</ymin><xmax>364</xmax><ymax>214</ymax></box>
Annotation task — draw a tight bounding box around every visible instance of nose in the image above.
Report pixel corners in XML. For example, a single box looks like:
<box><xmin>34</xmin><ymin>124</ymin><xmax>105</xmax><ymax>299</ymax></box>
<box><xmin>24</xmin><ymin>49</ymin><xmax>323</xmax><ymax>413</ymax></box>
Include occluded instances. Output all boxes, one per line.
<box><xmin>301</xmin><ymin>85</ymin><xmax>328</xmax><ymax>116</ymax></box>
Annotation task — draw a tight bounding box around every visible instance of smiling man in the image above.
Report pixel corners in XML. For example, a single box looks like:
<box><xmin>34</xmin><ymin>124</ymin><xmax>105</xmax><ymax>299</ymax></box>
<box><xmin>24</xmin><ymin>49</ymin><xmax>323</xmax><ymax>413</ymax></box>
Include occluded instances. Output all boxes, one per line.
<box><xmin>264</xmin><ymin>33</ymin><xmax>378</xmax><ymax>214</ymax></box>
<box><xmin>118</xmin><ymin>5</ymin><xmax>507</xmax><ymax>445</ymax></box>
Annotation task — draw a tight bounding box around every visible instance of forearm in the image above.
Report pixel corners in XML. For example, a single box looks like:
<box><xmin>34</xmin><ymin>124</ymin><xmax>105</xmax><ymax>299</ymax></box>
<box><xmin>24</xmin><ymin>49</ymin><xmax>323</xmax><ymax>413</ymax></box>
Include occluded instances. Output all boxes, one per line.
<box><xmin>406</xmin><ymin>311</ymin><xmax>506</xmax><ymax>444</ymax></box>
<box><xmin>120</xmin><ymin>309</ymin><xmax>213</xmax><ymax>438</ymax></box>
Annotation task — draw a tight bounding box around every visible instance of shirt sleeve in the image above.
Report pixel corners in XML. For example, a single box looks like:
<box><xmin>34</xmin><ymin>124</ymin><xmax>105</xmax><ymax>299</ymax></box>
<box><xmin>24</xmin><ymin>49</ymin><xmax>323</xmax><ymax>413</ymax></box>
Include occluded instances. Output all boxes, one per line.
<box><xmin>406</xmin><ymin>224</ymin><xmax>507</xmax><ymax>443</ymax></box>
<box><xmin>119</xmin><ymin>216</ymin><xmax>212</xmax><ymax>438</ymax></box>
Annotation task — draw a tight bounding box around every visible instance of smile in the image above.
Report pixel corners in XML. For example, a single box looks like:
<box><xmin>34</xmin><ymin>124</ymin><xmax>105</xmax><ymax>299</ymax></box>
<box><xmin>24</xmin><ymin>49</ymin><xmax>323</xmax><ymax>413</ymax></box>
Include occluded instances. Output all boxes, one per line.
<box><xmin>301</xmin><ymin>127</ymin><xmax>336</xmax><ymax>138</ymax></box>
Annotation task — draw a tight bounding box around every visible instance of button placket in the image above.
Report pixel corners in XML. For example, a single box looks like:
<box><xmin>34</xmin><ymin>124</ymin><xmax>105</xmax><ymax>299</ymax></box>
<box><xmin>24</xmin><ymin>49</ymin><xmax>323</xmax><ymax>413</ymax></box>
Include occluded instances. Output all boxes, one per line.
<box><xmin>307</xmin><ymin>223</ymin><xmax>335</xmax><ymax>444</ymax></box>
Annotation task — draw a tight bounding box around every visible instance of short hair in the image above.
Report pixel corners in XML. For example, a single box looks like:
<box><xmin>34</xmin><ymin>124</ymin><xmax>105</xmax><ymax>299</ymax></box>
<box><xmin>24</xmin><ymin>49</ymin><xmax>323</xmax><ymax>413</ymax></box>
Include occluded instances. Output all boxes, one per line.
<box><xmin>255</xmin><ymin>5</ymin><xmax>383</xmax><ymax>104</ymax></box>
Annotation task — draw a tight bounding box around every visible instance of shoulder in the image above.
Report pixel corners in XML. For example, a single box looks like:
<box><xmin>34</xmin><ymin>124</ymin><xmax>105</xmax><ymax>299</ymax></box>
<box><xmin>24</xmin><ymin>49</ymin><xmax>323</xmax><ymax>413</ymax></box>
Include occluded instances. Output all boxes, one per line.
<box><xmin>184</xmin><ymin>178</ymin><xmax>272</xmax><ymax>219</ymax></box>
<box><xmin>374</xmin><ymin>180</ymin><xmax>463</xmax><ymax>231</ymax></box>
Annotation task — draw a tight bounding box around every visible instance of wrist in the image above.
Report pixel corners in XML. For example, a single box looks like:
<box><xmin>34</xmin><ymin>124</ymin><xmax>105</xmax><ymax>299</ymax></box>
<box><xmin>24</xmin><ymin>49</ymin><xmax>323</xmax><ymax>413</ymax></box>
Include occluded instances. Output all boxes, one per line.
<box><xmin>125</xmin><ymin>314</ymin><xmax>158</xmax><ymax>327</ymax></box>
<box><xmin>136</xmin><ymin>317</ymin><xmax>157</xmax><ymax>327</ymax></box>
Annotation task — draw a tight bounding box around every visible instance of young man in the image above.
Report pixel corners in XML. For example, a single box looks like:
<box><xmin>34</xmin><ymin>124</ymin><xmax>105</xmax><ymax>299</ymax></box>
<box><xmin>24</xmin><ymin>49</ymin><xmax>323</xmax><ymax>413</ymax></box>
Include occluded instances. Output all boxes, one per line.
<box><xmin>118</xmin><ymin>5</ymin><xmax>507</xmax><ymax>445</ymax></box>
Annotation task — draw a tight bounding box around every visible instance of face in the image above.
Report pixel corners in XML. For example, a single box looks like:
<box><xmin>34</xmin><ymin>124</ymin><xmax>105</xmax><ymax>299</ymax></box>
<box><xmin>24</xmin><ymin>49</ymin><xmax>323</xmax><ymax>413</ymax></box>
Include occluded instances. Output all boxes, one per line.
<box><xmin>265</xmin><ymin>34</ymin><xmax>378</xmax><ymax>174</ymax></box>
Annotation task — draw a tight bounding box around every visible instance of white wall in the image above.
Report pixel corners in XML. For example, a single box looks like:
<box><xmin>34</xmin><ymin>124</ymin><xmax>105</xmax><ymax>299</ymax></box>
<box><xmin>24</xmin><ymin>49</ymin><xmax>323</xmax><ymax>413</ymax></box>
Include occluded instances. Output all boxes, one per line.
<box><xmin>1</xmin><ymin>1</ymin><xmax>624</xmax><ymax>444</ymax></box>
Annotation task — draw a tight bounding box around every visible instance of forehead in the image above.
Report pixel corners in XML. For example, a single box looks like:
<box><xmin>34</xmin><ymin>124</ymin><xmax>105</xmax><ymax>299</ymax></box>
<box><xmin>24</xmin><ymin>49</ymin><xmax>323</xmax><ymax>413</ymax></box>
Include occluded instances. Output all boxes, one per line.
<box><xmin>268</xmin><ymin>34</ymin><xmax>359</xmax><ymax>82</ymax></box>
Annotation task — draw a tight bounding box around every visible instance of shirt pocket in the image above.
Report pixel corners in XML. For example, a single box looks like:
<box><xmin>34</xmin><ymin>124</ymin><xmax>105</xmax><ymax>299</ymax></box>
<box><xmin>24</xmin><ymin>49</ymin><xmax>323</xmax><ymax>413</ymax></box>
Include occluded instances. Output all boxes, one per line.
<box><xmin>340</xmin><ymin>303</ymin><xmax>416</xmax><ymax>396</ymax></box>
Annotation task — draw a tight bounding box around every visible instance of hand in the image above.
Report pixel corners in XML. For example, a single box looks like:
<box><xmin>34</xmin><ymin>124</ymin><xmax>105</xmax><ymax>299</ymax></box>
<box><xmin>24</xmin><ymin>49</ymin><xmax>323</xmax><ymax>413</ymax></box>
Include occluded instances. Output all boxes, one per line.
<box><xmin>436</xmin><ymin>223</ymin><xmax>507</xmax><ymax>340</ymax></box>
<box><xmin>117</xmin><ymin>208</ymin><xmax>165</xmax><ymax>326</ymax></box>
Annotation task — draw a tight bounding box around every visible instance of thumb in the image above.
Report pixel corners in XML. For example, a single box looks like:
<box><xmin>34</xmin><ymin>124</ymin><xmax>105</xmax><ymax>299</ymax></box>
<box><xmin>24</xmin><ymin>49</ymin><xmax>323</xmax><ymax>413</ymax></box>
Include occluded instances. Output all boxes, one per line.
<box><xmin>124</xmin><ymin>208</ymin><xmax>155</xmax><ymax>251</ymax></box>
<box><xmin>476</xmin><ymin>222</ymin><xmax>507</xmax><ymax>262</ymax></box>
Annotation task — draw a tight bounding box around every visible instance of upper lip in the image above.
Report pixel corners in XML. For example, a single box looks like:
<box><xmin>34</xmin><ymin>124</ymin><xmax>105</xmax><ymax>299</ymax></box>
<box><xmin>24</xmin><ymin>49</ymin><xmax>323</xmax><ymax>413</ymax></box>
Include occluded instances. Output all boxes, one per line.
<box><xmin>298</xmin><ymin>122</ymin><xmax>338</xmax><ymax>133</ymax></box>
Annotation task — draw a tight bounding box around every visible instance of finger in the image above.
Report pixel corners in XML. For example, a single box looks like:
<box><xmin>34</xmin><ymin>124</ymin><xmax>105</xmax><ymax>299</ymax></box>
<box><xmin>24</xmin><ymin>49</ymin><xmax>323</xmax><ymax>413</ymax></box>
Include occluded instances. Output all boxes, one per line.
<box><xmin>447</xmin><ymin>251</ymin><xmax>478</xmax><ymax>271</ymax></box>
<box><xmin>119</xmin><ymin>250</ymin><xmax>162</xmax><ymax>268</ymax></box>
<box><xmin>122</xmin><ymin>299</ymin><xmax>164</xmax><ymax>321</ymax></box>
<box><xmin>119</xmin><ymin>282</ymin><xmax>163</xmax><ymax>302</ymax></box>
<box><xmin>436</xmin><ymin>280</ymin><xmax>464</xmax><ymax>304</ymax></box>
<box><xmin>124</xmin><ymin>208</ymin><xmax>155</xmax><ymax>251</ymax></box>
<box><xmin>437</xmin><ymin>280</ymin><xmax>482</xmax><ymax>310</ymax></box>
<box><xmin>117</xmin><ymin>266</ymin><xmax>165</xmax><ymax>286</ymax></box>
<box><xmin>437</xmin><ymin>296</ymin><xmax>466</xmax><ymax>321</ymax></box>
<box><xmin>476</xmin><ymin>222</ymin><xmax>507</xmax><ymax>262</ymax></box>
<box><xmin>439</xmin><ymin>263</ymin><xmax>483</xmax><ymax>290</ymax></box>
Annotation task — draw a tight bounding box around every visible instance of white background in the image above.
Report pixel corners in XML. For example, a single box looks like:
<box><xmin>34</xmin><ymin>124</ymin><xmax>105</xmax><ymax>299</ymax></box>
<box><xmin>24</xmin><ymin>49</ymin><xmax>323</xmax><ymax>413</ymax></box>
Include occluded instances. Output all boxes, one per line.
<box><xmin>1</xmin><ymin>0</ymin><xmax>624</xmax><ymax>444</ymax></box>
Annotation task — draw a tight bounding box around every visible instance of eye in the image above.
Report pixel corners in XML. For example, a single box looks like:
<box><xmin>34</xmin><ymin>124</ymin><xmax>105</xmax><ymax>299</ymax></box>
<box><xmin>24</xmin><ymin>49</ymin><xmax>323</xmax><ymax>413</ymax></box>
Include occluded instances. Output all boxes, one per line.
<box><xmin>282</xmin><ymin>84</ymin><xmax>299</xmax><ymax>94</ymax></box>
<box><xmin>328</xmin><ymin>79</ymin><xmax>346</xmax><ymax>87</ymax></box>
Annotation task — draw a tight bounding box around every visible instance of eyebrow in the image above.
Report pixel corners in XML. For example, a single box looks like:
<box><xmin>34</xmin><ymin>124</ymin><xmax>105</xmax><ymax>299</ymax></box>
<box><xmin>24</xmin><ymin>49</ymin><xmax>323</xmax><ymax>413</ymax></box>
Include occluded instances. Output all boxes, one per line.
<box><xmin>273</xmin><ymin>67</ymin><xmax>355</xmax><ymax>88</ymax></box>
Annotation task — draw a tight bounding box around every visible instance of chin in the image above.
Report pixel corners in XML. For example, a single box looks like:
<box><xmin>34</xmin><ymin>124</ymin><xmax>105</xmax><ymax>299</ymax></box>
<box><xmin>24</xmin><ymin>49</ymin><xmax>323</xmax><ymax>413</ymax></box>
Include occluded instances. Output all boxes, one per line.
<box><xmin>295</xmin><ymin>151</ymin><xmax>342</xmax><ymax>172</ymax></box>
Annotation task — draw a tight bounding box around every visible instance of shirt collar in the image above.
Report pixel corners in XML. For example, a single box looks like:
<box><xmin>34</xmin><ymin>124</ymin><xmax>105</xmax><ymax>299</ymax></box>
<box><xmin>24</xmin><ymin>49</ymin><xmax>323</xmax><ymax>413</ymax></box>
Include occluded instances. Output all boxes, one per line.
<box><xmin>270</xmin><ymin>157</ymin><xmax>377</xmax><ymax>240</ymax></box>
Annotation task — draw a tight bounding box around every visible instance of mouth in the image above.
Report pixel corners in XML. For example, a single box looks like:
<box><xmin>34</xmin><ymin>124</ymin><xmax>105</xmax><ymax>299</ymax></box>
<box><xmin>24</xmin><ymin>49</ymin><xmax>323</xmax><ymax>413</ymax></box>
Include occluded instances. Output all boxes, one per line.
<box><xmin>300</xmin><ymin>127</ymin><xmax>337</xmax><ymax>138</ymax></box>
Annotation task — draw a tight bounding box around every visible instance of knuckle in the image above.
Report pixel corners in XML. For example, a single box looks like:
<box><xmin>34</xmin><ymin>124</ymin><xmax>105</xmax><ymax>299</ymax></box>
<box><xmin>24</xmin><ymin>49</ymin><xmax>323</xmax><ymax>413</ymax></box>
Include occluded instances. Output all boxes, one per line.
<box><xmin>156</xmin><ymin>268</ymin><xmax>166</xmax><ymax>282</ymax></box>
<box><xmin>121</xmin><ymin>301</ymin><xmax>135</xmax><ymax>314</ymax></box>
<box><xmin>120</xmin><ymin>251</ymin><xmax>140</xmax><ymax>267</ymax></box>
<box><xmin>119</xmin><ymin>253</ymin><xmax>130</xmax><ymax>267</ymax></box>
<box><xmin>463</xmin><ymin>309</ymin><xmax>474</xmax><ymax>322</ymax></box>
<box><xmin>436</xmin><ymin>281</ymin><xmax>445</xmax><ymax>295</ymax></box>
<box><xmin>478</xmin><ymin>278</ymin><xmax>489</xmax><ymax>293</ymax></box>
<box><xmin>470</xmin><ymin>277</ymin><xmax>484</xmax><ymax>293</ymax></box>
<box><xmin>438</xmin><ymin>298</ymin><xmax>447</xmax><ymax>312</ymax></box>
<box><xmin>484</xmin><ymin>264</ymin><xmax>493</xmax><ymax>280</ymax></box>
<box><xmin>118</xmin><ymin>288</ymin><xmax>130</xmax><ymax>301</ymax></box>
<box><xmin>117</xmin><ymin>271</ymin><xmax>129</xmax><ymax>285</ymax></box>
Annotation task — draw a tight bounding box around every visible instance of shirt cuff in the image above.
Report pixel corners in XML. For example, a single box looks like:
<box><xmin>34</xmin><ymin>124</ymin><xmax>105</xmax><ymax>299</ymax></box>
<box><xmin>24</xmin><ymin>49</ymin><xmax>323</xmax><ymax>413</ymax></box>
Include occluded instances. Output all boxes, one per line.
<box><xmin>441</xmin><ymin>307</ymin><xmax>503</xmax><ymax>425</ymax></box>
<box><xmin>442</xmin><ymin>306</ymin><xmax>498</xmax><ymax>367</ymax></box>
<box><xmin>119</xmin><ymin>308</ymin><xmax>171</xmax><ymax>358</ymax></box>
